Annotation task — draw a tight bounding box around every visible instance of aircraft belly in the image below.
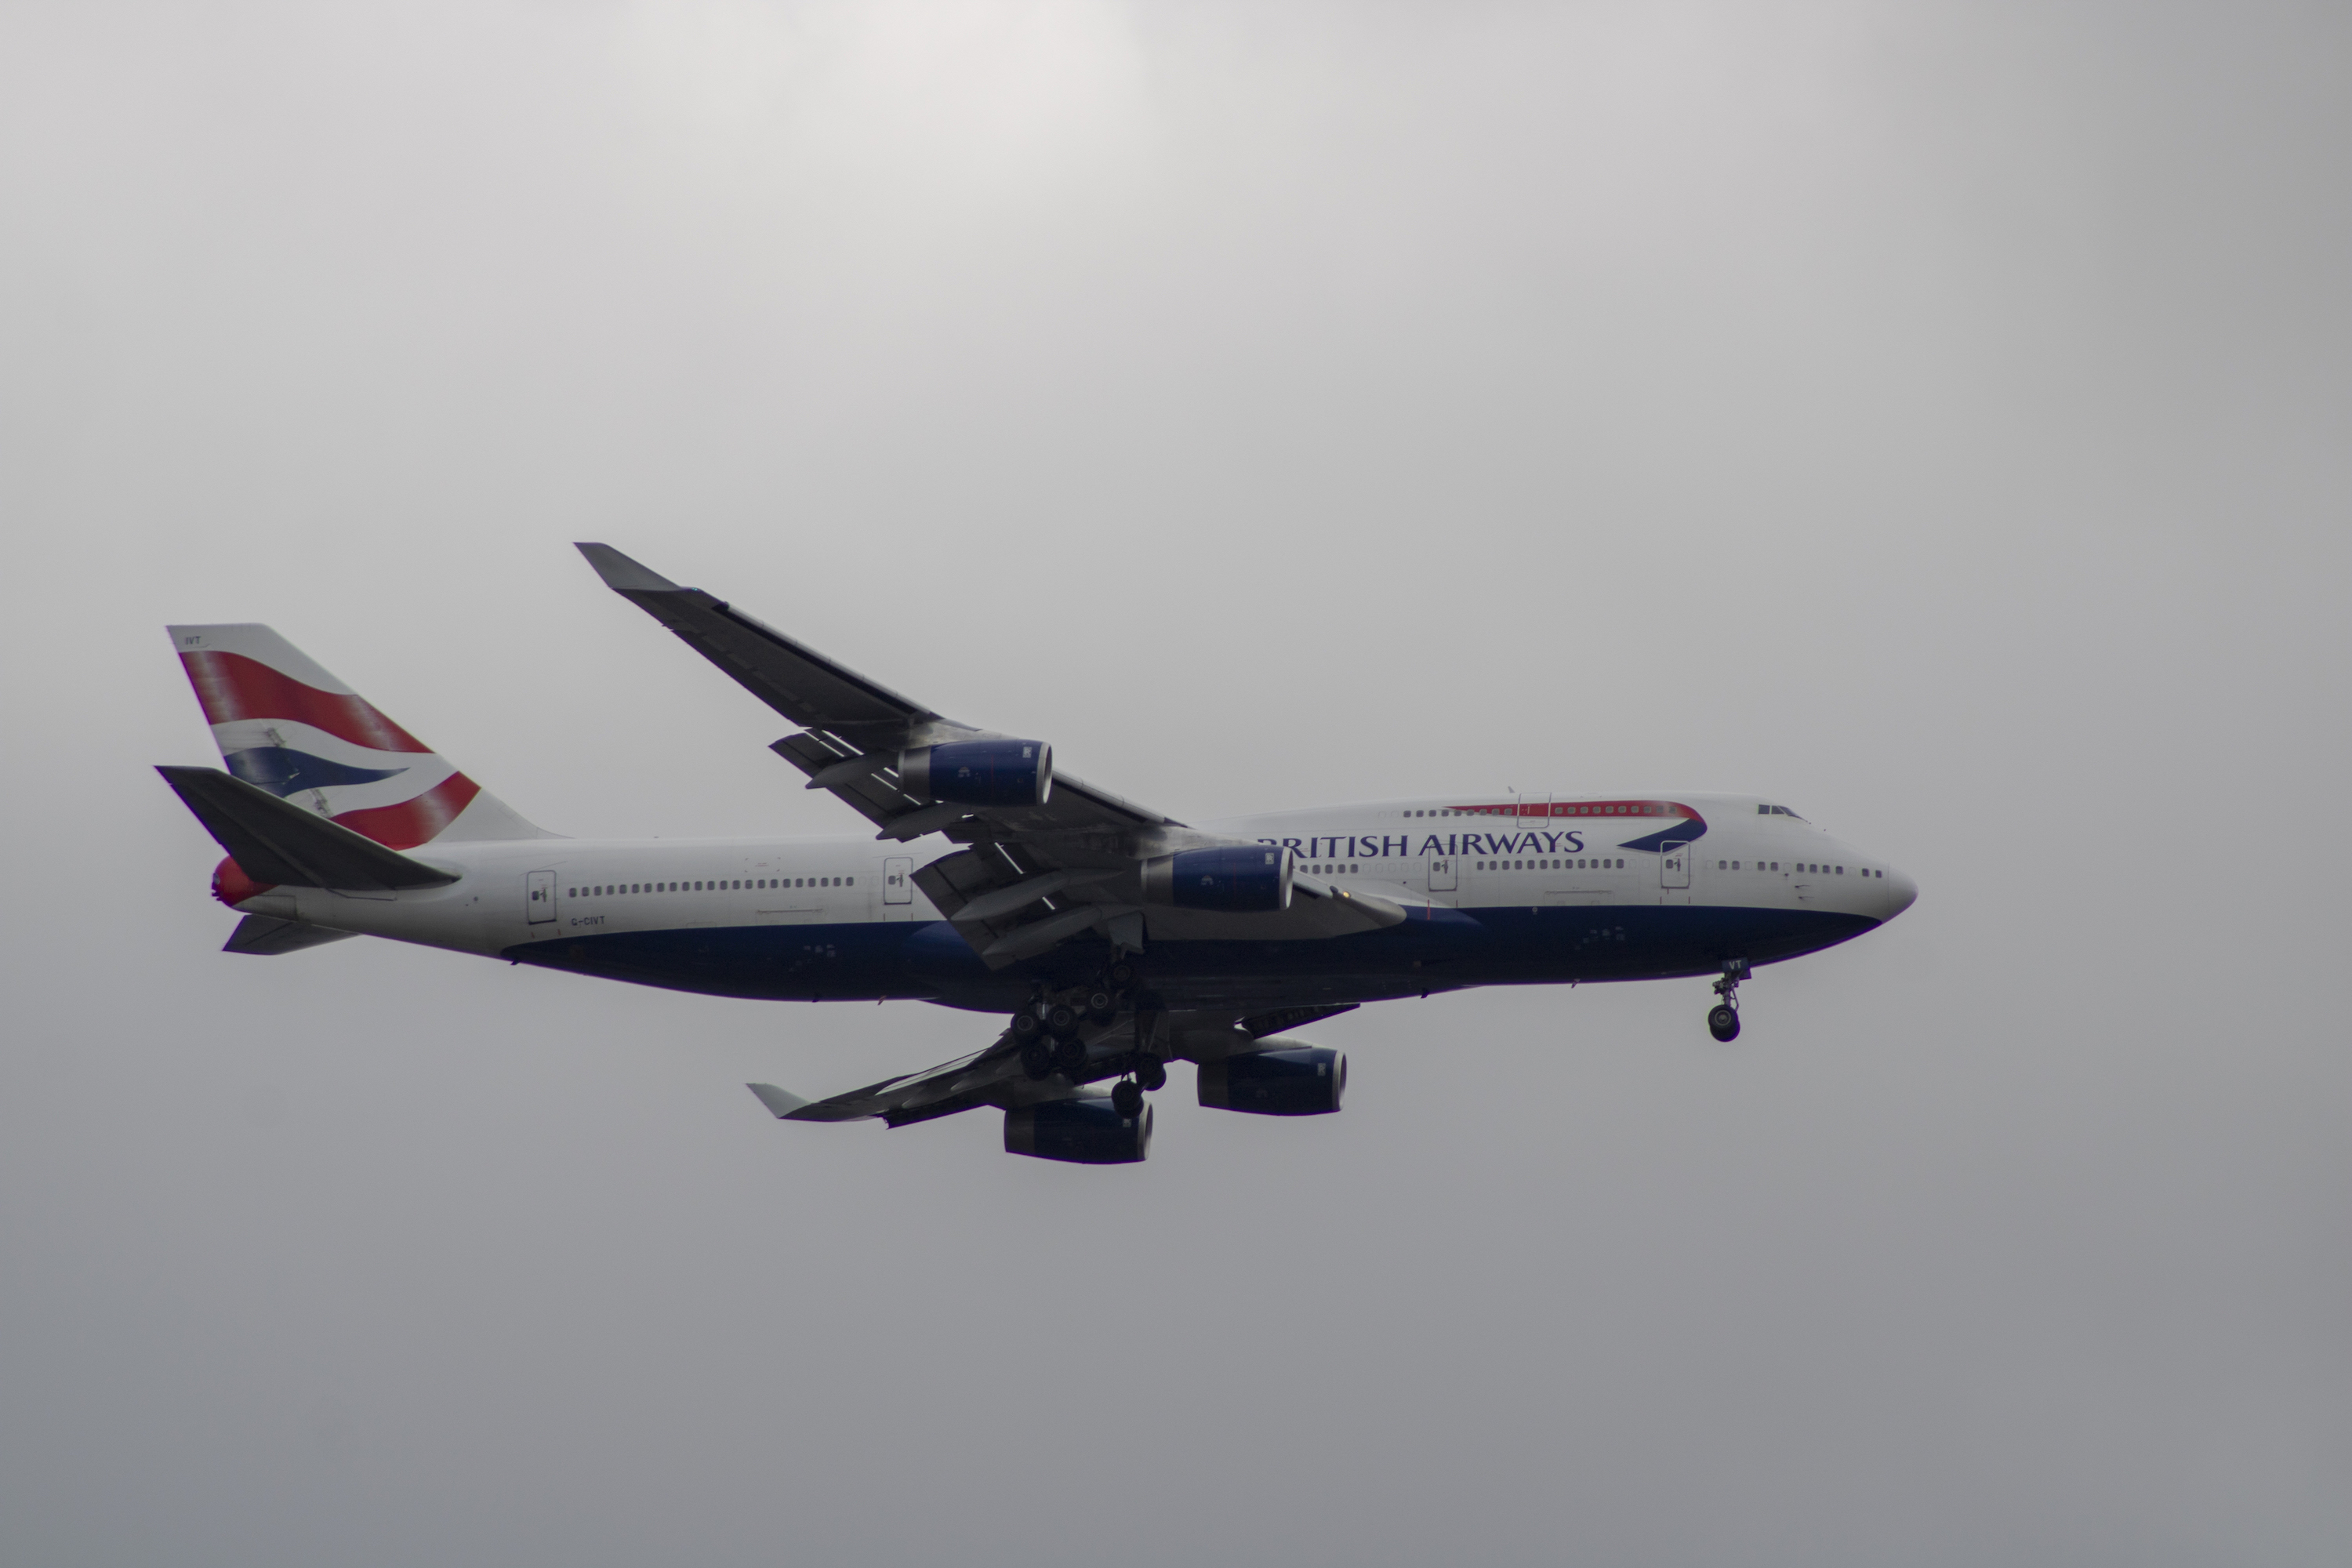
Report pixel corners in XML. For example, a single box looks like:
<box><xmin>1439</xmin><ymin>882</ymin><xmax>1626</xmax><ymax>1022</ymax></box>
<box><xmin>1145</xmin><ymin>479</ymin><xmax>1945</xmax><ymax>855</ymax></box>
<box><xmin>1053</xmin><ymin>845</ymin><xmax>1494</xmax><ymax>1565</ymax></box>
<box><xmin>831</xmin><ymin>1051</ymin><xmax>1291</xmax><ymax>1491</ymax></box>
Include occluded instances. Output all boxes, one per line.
<box><xmin>499</xmin><ymin>903</ymin><xmax>1879</xmax><ymax>1011</ymax></box>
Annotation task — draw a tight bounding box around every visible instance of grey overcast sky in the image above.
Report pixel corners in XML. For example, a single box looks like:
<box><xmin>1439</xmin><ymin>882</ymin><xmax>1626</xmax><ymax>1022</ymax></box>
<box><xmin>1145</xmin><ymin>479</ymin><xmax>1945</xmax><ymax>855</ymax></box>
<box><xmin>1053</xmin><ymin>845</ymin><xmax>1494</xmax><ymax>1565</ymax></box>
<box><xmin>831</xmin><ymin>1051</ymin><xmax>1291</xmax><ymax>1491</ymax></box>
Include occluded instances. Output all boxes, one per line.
<box><xmin>3</xmin><ymin>2</ymin><xmax>2348</xmax><ymax>1563</ymax></box>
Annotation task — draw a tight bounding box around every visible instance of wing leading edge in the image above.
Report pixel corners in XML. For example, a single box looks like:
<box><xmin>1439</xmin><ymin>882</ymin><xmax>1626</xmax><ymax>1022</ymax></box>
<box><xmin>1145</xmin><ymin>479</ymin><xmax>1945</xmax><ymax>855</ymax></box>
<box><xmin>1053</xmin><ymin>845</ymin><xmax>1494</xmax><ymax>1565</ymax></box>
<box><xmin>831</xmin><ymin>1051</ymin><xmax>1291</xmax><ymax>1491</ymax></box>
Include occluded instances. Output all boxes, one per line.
<box><xmin>575</xmin><ymin>543</ymin><xmax>1175</xmax><ymax>845</ymax></box>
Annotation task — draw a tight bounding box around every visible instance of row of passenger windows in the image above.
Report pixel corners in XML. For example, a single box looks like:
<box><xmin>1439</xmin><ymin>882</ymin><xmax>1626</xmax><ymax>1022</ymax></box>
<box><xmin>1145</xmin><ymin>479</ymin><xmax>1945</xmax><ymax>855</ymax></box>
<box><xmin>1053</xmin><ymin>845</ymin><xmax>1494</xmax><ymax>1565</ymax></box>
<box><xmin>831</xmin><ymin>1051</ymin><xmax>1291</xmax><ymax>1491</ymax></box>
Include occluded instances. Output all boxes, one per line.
<box><xmin>1711</xmin><ymin>861</ymin><xmax>1886</xmax><ymax>877</ymax></box>
<box><xmin>567</xmin><ymin>876</ymin><xmax>853</xmax><ymax>898</ymax></box>
<box><xmin>1475</xmin><ymin>858</ymin><xmax>1625</xmax><ymax>871</ymax></box>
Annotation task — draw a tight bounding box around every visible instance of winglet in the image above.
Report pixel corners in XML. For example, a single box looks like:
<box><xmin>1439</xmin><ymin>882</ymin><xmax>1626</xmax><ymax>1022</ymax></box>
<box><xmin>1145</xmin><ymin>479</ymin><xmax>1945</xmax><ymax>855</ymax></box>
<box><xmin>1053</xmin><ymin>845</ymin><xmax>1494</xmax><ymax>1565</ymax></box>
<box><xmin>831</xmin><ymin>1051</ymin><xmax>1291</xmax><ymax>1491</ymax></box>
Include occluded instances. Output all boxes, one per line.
<box><xmin>747</xmin><ymin>1083</ymin><xmax>815</xmax><ymax>1119</ymax></box>
<box><xmin>575</xmin><ymin>543</ymin><xmax>682</xmax><ymax>594</ymax></box>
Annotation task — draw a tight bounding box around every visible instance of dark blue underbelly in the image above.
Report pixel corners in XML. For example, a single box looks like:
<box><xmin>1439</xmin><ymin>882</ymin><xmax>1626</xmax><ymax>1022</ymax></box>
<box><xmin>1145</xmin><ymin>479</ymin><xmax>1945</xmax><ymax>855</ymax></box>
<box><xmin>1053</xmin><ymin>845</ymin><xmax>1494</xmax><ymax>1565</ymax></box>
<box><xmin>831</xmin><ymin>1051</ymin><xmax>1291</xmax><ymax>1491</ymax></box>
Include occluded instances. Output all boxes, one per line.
<box><xmin>503</xmin><ymin>903</ymin><xmax>1878</xmax><ymax>1012</ymax></box>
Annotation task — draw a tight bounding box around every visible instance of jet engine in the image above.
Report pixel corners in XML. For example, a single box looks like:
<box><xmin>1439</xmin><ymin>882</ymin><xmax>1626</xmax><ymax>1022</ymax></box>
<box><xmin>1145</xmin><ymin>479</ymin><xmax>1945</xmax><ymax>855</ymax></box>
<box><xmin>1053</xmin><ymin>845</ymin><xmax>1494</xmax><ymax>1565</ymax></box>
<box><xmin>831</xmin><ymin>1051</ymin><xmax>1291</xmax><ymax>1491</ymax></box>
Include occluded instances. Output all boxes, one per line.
<box><xmin>1004</xmin><ymin>1094</ymin><xmax>1152</xmax><ymax>1163</ymax></box>
<box><xmin>898</xmin><ymin>739</ymin><xmax>1051</xmax><ymax>807</ymax></box>
<box><xmin>1196</xmin><ymin>1044</ymin><xmax>1345</xmax><ymax>1116</ymax></box>
<box><xmin>1140</xmin><ymin>845</ymin><xmax>1293</xmax><ymax>913</ymax></box>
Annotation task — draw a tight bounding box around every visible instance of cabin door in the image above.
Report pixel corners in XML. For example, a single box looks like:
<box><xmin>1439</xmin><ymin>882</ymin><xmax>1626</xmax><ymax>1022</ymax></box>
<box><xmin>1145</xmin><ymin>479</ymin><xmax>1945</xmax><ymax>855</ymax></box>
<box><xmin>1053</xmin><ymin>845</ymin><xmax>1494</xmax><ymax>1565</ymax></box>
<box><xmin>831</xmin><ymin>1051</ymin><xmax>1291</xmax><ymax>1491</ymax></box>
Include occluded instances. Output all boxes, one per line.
<box><xmin>526</xmin><ymin>869</ymin><xmax>557</xmax><ymax>924</ymax></box>
<box><xmin>1658</xmin><ymin>843</ymin><xmax>1690</xmax><ymax>889</ymax></box>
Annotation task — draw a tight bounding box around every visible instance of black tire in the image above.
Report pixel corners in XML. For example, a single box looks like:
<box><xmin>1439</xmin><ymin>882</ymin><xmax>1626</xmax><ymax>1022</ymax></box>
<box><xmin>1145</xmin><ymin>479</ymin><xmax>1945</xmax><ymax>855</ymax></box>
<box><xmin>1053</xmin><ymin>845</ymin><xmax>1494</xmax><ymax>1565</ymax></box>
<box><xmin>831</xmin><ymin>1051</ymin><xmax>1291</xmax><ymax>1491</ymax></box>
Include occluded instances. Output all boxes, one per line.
<box><xmin>1045</xmin><ymin>1003</ymin><xmax>1081</xmax><ymax>1039</ymax></box>
<box><xmin>1112</xmin><ymin>1080</ymin><xmax>1145</xmax><ymax>1117</ymax></box>
<box><xmin>1021</xmin><ymin>1040</ymin><xmax>1054</xmax><ymax>1079</ymax></box>
<box><xmin>1083</xmin><ymin>989</ymin><xmax>1117</xmax><ymax>1023</ymax></box>
<box><xmin>1011</xmin><ymin>1011</ymin><xmax>1042</xmax><ymax>1041</ymax></box>
<box><xmin>1053</xmin><ymin>1035</ymin><xmax>1089</xmax><ymax>1077</ymax></box>
<box><xmin>1135</xmin><ymin>1057</ymin><xmax>1167</xmax><ymax>1092</ymax></box>
<box><xmin>1108</xmin><ymin>961</ymin><xmax>1138</xmax><ymax>987</ymax></box>
<box><xmin>1708</xmin><ymin>1004</ymin><xmax>1740</xmax><ymax>1043</ymax></box>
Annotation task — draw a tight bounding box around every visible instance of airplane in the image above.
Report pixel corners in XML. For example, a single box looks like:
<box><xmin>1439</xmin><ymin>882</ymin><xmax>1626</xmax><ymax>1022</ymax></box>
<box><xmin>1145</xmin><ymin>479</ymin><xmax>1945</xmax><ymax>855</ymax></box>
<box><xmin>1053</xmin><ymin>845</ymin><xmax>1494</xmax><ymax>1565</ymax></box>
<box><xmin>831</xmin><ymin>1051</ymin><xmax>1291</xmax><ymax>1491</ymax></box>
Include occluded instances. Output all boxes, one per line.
<box><xmin>158</xmin><ymin>543</ymin><xmax>1918</xmax><ymax>1164</ymax></box>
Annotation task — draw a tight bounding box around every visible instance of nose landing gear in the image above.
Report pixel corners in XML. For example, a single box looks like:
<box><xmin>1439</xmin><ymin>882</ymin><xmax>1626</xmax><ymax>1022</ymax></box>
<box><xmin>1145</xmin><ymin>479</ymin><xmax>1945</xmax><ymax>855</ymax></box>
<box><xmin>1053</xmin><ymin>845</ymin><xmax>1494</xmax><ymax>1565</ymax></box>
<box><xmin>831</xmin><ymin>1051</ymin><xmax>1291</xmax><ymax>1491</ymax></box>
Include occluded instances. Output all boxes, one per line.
<box><xmin>1708</xmin><ymin>959</ymin><xmax>1751</xmax><ymax>1042</ymax></box>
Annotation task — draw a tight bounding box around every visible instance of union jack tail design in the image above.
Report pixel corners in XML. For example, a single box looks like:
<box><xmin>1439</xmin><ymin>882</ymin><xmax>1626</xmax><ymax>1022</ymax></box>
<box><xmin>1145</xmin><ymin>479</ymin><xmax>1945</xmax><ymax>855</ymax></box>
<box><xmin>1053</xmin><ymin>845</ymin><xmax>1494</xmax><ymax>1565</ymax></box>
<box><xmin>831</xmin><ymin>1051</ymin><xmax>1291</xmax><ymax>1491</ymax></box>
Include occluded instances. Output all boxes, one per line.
<box><xmin>167</xmin><ymin>623</ymin><xmax>550</xmax><ymax>849</ymax></box>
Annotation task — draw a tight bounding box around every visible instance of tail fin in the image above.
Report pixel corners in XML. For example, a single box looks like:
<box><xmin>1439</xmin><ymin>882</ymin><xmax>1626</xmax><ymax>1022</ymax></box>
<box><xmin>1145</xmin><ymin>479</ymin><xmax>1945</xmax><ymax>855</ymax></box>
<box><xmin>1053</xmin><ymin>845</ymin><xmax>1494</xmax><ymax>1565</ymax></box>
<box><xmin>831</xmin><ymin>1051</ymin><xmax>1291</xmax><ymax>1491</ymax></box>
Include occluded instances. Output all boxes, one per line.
<box><xmin>166</xmin><ymin>624</ymin><xmax>554</xmax><ymax>848</ymax></box>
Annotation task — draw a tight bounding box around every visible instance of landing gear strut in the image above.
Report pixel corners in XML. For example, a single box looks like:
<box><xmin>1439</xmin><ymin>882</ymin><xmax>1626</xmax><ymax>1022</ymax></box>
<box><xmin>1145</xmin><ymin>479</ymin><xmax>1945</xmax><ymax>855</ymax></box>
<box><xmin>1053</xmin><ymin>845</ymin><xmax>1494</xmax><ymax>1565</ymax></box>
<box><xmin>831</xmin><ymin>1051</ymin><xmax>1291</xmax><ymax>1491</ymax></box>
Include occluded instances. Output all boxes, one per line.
<box><xmin>1708</xmin><ymin>959</ymin><xmax>1750</xmax><ymax>1042</ymax></box>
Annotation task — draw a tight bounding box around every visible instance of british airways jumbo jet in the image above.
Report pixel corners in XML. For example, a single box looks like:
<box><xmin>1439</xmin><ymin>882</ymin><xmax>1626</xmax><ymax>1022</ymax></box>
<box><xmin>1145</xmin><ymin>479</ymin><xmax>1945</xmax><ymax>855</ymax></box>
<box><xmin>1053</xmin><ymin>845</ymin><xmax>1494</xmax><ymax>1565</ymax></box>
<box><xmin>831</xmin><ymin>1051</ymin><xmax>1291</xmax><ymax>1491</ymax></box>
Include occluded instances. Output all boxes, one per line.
<box><xmin>158</xmin><ymin>545</ymin><xmax>1917</xmax><ymax>1163</ymax></box>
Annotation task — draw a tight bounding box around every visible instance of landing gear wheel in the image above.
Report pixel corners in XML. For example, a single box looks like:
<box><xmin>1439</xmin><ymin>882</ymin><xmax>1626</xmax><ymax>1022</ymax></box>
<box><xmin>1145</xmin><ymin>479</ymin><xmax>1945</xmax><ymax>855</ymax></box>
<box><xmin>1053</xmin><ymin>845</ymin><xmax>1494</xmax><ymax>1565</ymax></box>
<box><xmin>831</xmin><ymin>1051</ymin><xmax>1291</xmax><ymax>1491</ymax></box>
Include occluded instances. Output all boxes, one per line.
<box><xmin>1108</xmin><ymin>961</ymin><xmax>1138</xmax><ymax>987</ymax></box>
<box><xmin>1011</xmin><ymin>1010</ymin><xmax>1043</xmax><ymax>1042</ymax></box>
<box><xmin>1045</xmin><ymin>1003</ymin><xmax>1082</xmax><ymax>1039</ymax></box>
<box><xmin>1021</xmin><ymin>1040</ymin><xmax>1055</xmax><ymax>1079</ymax></box>
<box><xmin>1134</xmin><ymin>1056</ymin><xmax>1167</xmax><ymax>1092</ymax></box>
<box><xmin>1111</xmin><ymin>1079</ymin><xmax>1145</xmax><ymax>1116</ymax></box>
<box><xmin>1708</xmin><ymin>958</ymin><xmax>1751</xmax><ymax>1044</ymax></box>
<box><xmin>1083</xmin><ymin>989</ymin><xmax>1117</xmax><ymax>1023</ymax></box>
<box><xmin>1053</xmin><ymin>1035</ymin><xmax>1090</xmax><ymax>1078</ymax></box>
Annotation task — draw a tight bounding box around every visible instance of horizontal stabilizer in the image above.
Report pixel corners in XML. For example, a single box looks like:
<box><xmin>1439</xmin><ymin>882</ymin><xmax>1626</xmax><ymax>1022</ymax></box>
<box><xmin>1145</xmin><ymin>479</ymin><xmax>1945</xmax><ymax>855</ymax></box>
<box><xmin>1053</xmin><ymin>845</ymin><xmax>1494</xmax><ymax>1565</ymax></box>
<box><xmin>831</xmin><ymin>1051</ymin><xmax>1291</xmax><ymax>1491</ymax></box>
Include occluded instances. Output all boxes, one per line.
<box><xmin>223</xmin><ymin>915</ymin><xmax>358</xmax><ymax>956</ymax></box>
<box><xmin>157</xmin><ymin>766</ymin><xmax>459</xmax><ymax>891</ymax></box>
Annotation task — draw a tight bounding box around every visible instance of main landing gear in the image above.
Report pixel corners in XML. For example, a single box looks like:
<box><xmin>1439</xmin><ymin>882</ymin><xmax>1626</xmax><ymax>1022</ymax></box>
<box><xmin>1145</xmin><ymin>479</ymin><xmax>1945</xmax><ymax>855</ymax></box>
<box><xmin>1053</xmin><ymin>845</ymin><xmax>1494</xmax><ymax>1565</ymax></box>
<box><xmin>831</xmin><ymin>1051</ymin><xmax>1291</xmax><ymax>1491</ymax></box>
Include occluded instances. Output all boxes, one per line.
<box><xmin>1708</xmin><ymin>959</ymin><xmax>1751</xmax><ymax>1043</ymax></box>
<box><xmin>1012</xmin><ymin>965</ymin><xmax>1168</xmax><ymax>1116</ymax></box>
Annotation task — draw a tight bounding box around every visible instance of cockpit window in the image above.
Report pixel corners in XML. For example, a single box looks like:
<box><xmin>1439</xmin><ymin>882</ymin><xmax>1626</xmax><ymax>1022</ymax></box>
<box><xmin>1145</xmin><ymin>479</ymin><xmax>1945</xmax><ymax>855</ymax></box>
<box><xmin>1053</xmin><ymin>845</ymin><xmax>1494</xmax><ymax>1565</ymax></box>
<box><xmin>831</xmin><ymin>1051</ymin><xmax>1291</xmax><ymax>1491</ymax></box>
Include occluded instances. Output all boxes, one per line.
<box><xmin>1756</xmin><ymin>804</ymin><xmax>1806</xmax><ymax>820</ymax></box>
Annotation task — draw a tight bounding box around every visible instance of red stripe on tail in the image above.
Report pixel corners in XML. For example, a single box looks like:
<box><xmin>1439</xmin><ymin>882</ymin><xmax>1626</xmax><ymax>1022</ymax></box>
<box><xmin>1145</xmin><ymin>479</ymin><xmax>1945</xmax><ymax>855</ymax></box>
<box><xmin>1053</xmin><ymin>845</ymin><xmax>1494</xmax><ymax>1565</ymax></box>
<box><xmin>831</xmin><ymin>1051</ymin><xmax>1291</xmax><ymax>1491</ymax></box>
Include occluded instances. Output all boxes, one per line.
<box><xmin>332</xmin><ymin>773</ymin><xmax>481</xmax><ymax>851</ymax></box>
<box><xmin>180</xmin><ymin>651</ymin><xmax>433</xmax><ymax>754</ymax></box>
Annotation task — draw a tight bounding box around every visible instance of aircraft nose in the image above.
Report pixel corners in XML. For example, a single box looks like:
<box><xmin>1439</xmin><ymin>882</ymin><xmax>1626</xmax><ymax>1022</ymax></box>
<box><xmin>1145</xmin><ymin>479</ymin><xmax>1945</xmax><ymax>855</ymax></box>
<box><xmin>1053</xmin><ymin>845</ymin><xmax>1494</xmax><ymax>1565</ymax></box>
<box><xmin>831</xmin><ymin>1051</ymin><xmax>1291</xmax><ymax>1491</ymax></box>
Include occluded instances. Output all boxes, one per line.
<box><xmin>1877</xmin><ymin>866</ymin><xmax>1919</xmax><ymax>921</ymax></box>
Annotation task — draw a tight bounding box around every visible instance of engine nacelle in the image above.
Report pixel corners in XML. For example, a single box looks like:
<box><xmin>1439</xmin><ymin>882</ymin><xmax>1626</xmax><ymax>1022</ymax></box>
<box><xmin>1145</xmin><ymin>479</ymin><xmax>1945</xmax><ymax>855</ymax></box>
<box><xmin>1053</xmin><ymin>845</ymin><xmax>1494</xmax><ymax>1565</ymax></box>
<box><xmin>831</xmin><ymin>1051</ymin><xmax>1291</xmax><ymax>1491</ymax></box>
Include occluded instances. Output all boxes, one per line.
<box><xmin>1141</xmin><ymin>845</ymin><xmax>1293</xmax><ymax>913</ymax></box>
<box><xmin>1197</xmin><ymin>1044</ymin><xmax>1345</xmax><ymax>1116</ymax></box>
<box><xmin>899</xmin><ymin>739</ymin><xmax>1052</xmax><ymax>807</ymax></box>
<box><xmin>1004</xmin><ymin>1094</ymin><xmax>1152</xmax><ymax>1163</ymax></box>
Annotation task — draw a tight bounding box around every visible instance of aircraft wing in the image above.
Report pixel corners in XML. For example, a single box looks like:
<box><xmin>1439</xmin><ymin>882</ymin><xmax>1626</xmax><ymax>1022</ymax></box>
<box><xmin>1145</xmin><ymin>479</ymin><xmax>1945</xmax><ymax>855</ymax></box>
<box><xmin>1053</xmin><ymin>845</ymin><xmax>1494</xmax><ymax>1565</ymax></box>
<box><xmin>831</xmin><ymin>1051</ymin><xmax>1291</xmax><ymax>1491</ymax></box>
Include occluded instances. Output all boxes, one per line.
<box><xmin>748</xmin><ymin>1027</ymin><xmax>1076</xmax><ymax>1127</ymax></box>
<box><xmin>746</xmin><ymin>1004</ymin><xmax>1360</xmax><ymax>1130</ymax></box>
<box><xmin>575</xmin><ymin>543</ymin><xmax>1174</xmax><ymax>841</ymax></box>
<box><xmin>576</xmin><ymin>544</ymin><xmax>1403</xmax><ymax>966</ymax></box>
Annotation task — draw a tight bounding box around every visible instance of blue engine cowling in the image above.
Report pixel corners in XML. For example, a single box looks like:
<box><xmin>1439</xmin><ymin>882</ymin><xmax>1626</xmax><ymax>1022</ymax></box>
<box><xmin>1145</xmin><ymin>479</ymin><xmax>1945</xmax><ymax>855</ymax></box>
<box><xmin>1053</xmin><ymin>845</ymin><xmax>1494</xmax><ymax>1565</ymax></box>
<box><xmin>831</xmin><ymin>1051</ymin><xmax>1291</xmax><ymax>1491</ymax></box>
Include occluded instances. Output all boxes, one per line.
<box><xmin>1004</xmin><ymin>1094</ymin><xmax>1152</xmax><ymax>1163</ymax></box>
<box><xmin>1196</xmin><ymin>1044</ymin><xmax>1345</xmax><ymax>1116</ymax></box>
<box><xmin>1141</xmin><ymin>845</ymin><xmax>1293</xmax><ymax>912</ymax></box>
<box><xmin>900</xmin><ymin>739</ymin><xmax>1052</xmax><ymax>807</ymax></box>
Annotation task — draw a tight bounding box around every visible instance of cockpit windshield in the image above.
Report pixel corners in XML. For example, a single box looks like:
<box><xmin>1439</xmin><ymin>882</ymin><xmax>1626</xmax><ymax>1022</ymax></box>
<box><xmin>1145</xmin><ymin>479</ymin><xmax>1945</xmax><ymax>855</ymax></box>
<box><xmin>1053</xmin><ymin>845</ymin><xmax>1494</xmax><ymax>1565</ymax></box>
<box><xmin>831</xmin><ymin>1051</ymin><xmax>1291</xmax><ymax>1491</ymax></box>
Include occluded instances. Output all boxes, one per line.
<box><xmin>1757</xmin><ymin>804</ymin><xmax>1806</xmax><ymax>820</ymax></box>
